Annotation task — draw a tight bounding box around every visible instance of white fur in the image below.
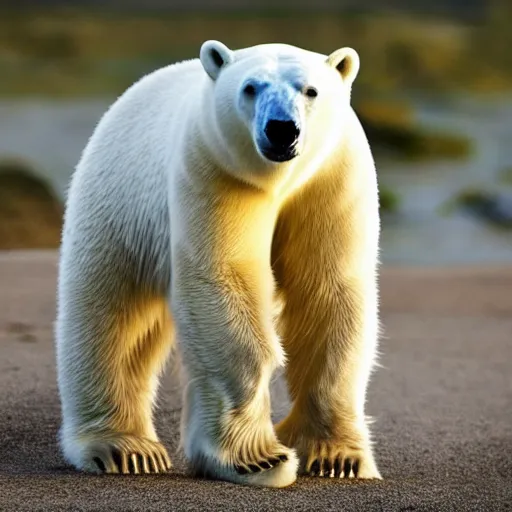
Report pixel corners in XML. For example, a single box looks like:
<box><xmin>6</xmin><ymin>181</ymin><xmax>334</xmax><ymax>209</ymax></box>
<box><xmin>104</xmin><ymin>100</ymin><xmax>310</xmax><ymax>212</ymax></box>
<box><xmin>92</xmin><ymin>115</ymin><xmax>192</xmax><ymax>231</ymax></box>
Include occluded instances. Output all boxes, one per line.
<box><xmin>55</xmin><ymin>40</ymin><xmax>382</xmax><ymax>487</ymax></box>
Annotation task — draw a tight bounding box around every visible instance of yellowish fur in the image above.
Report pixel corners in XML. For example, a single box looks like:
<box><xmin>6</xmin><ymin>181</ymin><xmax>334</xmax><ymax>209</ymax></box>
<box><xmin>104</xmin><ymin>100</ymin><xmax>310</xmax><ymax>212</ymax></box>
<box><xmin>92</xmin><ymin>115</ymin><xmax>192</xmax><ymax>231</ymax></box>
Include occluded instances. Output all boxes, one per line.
<box><xmin>272</xmin><ymin>123</ymin><xmax>381</xmax><ymax>478</ymax></box>
<box><xmin>55</xmin><ymin>40</ymin><xmax>381</xmax><ymax>487</ymax></box>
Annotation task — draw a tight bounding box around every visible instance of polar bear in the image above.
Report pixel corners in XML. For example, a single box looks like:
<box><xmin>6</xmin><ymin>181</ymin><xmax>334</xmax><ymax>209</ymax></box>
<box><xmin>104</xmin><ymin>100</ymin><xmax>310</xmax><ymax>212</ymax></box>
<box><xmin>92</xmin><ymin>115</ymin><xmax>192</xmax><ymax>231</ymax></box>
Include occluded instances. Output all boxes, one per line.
<box><xmin>55</xmin><ymin>39</ymin><xmax>382</xmax><ymax>488</ymax></box>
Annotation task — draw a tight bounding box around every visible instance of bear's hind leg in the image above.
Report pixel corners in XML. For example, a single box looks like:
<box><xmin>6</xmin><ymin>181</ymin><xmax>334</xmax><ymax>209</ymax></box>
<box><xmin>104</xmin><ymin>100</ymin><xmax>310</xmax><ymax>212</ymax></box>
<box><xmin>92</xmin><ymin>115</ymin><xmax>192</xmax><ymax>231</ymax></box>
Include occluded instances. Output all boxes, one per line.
<box><xmin>57</xmin><ymin>291</ymin><xmax>174</xmax><ymax>475</ymax></box>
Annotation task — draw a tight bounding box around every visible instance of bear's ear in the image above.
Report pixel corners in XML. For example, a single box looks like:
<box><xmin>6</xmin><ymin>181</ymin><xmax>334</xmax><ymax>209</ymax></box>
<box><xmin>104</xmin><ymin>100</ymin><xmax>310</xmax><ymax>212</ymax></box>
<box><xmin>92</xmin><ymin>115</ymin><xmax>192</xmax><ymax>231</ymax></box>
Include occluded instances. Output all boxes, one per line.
<box><xmin>200</xmin><ymin>40</ymin><xmax>235</xmax><ymax>81</ymax></box>
<box><xmin>326</xmin><ymin>47</ymin><xmax>360</xmax><ymax>85</ymax></box>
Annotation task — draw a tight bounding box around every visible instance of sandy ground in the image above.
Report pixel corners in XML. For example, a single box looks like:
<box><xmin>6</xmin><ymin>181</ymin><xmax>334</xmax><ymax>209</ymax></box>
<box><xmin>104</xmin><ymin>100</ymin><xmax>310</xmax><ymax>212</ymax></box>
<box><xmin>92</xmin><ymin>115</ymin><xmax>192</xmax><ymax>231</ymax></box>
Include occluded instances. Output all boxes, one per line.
<box><xmin>0</xmin><ymin>251</ymin><xmax>511</xmax><ymax>511</ymax></box>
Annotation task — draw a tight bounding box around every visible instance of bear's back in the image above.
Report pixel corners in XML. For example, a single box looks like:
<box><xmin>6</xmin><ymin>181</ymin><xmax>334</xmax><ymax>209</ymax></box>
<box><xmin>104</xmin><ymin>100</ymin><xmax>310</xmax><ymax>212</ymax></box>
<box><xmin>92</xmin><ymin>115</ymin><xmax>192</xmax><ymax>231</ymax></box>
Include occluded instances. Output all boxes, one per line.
<box><xmin>62</xmin><ymin>58</ymin><xmax>206</xmax><ymax>293</ymax></box>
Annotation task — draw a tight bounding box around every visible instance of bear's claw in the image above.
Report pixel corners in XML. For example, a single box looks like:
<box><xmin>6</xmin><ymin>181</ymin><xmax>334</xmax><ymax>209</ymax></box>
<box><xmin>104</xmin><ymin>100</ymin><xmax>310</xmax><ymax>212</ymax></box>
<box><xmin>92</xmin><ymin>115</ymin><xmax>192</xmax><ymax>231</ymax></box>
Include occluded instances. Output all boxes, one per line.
<box><xmin>234</xmin><ymin>453</ymin><xmax>288</xmax><ymax>474</ymax></box>
<box><xmin>105</xmin><ymin>447</ymin><xmax>170</xmax><ymax>474</ymax></box>
<box><xmin>72</xmin><ymin>434</ymin><xmax>172</xmax><ymax>475</ymax></box>
<box><xmin>276</xmin><ymin>417</ymin><xmax>381</xmax><ymax>480</ymax></box>
<box><xmin>307</xmin><ymin>456</ymin><xmax>360</xmax><ymax>478</ymax></box>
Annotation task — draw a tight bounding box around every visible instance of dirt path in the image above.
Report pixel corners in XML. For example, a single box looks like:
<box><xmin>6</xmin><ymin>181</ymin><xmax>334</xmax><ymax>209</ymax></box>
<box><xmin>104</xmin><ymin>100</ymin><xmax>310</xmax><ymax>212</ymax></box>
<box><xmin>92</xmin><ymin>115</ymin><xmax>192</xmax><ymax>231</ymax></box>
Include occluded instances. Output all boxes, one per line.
<box><xmin>0</xmin><ymin>251</ymin><xmax>511</xmax><ymax>511</ymax></box>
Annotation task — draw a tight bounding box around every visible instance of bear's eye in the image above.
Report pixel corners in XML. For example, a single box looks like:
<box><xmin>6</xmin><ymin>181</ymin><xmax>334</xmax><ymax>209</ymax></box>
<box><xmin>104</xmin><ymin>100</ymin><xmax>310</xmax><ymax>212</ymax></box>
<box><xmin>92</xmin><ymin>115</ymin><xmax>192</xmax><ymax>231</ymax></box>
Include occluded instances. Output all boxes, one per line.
<box><xmin>305</xmin><ymin>87</ymin><xmax>318</xmax><ymax>98</ymax></box>
<box><xmin>243</xmin><ymin>84</ymin><xmax>256</xmax><ymax>97</ymax></box>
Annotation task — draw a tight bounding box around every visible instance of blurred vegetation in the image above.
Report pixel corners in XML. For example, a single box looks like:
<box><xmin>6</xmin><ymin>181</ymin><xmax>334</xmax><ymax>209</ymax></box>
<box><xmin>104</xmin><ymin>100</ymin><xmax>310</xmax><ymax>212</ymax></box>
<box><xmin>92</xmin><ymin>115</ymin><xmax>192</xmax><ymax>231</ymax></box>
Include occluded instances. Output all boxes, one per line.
<box><xmin>0</xmin><ymin>8</ymin><xmax>478</xmax><ymax>163</ymax></box>
<box><xmin>379</xmin><ymin>186</ymin><xmax>401</xmax><ymax>214</ymax></box>
<box><xmin>3</xmin><ymin>5</ymin><xmax>509</xmax><ymax>247</ymax></box>
<box><xmin>0</xmin><ymin>157</ymin><xmax>402</xmax><ymax>249</ymax></box>
<box><xmin>443</xmin><ymin>187</ymin><xmax>512</xmax><ymax>228</ymax></box>
<box><xmin>0</xmin><ymin>6</ymin><xmax>511</xmax><ymax>97</ymax></box>
<box><xmin>0</xmin><ymin>160</ymin><xmax>63</xmax><ymax>249</ymax></box>
<box><xmin>499</xmin><ymin>167</ymin><xmax>512</xmax><ymax>185</ymax></box>
<box><xmin>355</xmin><ymin>99</ymin><xmax>472</xmax><ymax>162</ymax></box>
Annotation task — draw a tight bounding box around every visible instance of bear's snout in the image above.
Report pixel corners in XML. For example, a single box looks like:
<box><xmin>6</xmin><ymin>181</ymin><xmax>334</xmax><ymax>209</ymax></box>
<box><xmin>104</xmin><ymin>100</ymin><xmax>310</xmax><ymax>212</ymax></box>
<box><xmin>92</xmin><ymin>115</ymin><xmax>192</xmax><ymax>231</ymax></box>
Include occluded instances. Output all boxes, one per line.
<box><xmin>265</xmin><ymin>120</ymin><xmax>300</xmax><ymax>149</ymax></box>
<box><xmin>262</xmin><ymin>120</ymin><xmax>300</xmax><ymax>162</ymax></box>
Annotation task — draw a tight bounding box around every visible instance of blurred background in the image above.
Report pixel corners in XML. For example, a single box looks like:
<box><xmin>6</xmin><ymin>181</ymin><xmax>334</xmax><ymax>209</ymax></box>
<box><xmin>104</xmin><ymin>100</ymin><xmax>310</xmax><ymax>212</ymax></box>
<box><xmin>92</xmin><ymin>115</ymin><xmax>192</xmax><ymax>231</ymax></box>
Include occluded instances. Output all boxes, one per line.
<box><xmin>1</xmin><ymin>0</ymin><xmax>511</xmax><ymax>264</ymax></box>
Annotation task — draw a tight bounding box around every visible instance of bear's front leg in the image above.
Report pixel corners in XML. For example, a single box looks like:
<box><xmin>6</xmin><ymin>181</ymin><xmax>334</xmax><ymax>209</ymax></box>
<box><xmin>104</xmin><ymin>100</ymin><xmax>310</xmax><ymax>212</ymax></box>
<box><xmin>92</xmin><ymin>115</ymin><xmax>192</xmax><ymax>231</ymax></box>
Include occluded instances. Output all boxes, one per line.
<box><xmin>274</xmin><ymin>277</ymin><xmax>382</xmax><ymax>479</ymax></box>
<box><xmin>170</xmin><ymin>188</ymin><xmax>298</xmax><ymax>488</ymax></box>
<box><xmin>272</xmin><ymin>154</ymin><xmax>382</xmax><ymax>480</ymax></box>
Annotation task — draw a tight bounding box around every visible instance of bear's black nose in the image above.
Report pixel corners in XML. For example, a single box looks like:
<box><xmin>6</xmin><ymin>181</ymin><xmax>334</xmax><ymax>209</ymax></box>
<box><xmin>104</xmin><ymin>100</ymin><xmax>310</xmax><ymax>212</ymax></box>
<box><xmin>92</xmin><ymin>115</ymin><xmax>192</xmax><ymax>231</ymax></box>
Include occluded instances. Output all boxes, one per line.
<box><xmin>264</xmin><ymin>120</ymin><xmax>300</xmax><ymax>149</ymax></box>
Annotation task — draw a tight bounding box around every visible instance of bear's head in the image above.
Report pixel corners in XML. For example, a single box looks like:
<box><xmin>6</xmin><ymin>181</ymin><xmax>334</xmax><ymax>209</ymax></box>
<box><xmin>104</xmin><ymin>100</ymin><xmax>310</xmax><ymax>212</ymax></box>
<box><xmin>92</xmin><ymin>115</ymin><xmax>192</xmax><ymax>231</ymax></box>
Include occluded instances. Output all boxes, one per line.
<box><xmin>199</xmin><ymin>40</ymin><xmax>360</xmax><ymax>187</ymax></box>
